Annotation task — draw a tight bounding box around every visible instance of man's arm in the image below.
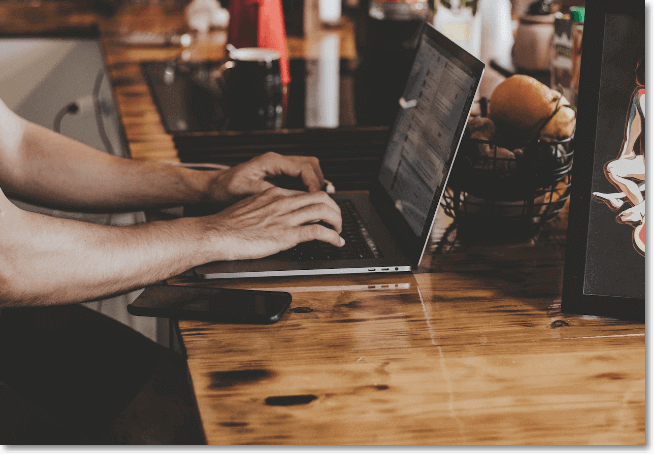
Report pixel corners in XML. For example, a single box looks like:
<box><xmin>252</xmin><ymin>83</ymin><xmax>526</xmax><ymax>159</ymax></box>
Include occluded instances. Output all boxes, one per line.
<box><xmin>0</xmin><ymin>98</ymin><xmax>344</xmax><ymax>308</ymax></box>
<box><xmin>0</xmin><ymin>186</ymin><xmax>343</xmax><ymax>307</ymax></box>
<box><xmin>0</xmin><ymin>98</ymin><xmax>327</xmax><ymax>212</ymax></box>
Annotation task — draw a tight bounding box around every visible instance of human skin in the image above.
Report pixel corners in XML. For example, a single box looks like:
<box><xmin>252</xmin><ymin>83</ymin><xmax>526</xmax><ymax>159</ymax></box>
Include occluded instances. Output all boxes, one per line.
<box><xmin>0</xmin><ymin>99</ymin><xmax>343</xmax><ymax>307</ymax></box>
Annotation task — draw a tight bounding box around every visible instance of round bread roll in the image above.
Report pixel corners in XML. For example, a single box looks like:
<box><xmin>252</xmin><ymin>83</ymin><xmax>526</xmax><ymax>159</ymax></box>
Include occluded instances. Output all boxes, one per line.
<box><xmin>489</xmin><ymin>75</ymin><xmax>562</xmax><ymax>144</ymax></box>
<box><xmin>540</xmin><ymin>97</ymin><xmax>576</xmax><ymax>141</ymax></box>
<box><xmin>467</xmin><ymin>116</ymin><xmax>496</xmax><ymax>141</ymax></box>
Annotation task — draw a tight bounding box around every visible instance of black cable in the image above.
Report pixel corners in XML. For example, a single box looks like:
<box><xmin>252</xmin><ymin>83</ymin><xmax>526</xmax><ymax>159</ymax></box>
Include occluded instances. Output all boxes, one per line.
<box><xmin>92</xmin><ymin>68</ymin><xmax>115</xmax><ymax>155</ymax></box>
<box><xmin>53</xmin><ymin>103</ymin><xmax>78</xmax><ymax>133</ymax></box>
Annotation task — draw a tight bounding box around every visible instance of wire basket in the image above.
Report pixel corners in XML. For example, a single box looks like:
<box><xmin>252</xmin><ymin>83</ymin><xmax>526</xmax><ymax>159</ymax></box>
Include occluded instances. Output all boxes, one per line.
<box><xmin>441</xmin><ymin>124</ymin><xmax>574</xmax><ymax>238</ymax></box>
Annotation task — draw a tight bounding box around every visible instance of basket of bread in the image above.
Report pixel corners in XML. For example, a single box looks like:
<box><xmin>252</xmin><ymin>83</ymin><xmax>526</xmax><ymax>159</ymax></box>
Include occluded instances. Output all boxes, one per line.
<box><xmin>442</xmin><ymin>75</ymin><xmax>575</xmax><ymax>237</ymax></box>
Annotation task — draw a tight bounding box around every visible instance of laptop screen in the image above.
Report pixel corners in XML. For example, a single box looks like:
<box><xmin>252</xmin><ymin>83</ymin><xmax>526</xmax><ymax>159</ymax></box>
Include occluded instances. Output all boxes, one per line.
<box><xmin>378</xmin><ymin>27</ymin><xmax>483</xmax><ymax>239</ymax></box>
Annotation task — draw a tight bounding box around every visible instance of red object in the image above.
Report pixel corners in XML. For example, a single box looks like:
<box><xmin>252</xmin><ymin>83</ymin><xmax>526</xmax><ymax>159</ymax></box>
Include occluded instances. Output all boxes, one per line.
<box><xmin>228</xmin><ymin>0</ymin><xmax>291</xmax><ymax>85</ymax></box>
<box><xmin>227</xmin><ymin>0</ymin><xmax>259</xmax><ymax>48</ymax></box>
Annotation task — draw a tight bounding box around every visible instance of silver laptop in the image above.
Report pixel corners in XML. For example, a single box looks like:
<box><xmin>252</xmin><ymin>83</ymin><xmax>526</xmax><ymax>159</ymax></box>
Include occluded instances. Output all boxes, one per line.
<box><xmin>195</xmin><ymin>23</ymin><xmax>484</xmax><ymax>279</ymax></box>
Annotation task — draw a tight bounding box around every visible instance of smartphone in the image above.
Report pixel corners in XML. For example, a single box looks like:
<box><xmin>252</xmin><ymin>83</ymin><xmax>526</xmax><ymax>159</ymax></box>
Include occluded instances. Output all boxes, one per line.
<box><xmin>127</xmin><ymin>284</ymin><xmax>292</xmax><ymax>324</ymax></box>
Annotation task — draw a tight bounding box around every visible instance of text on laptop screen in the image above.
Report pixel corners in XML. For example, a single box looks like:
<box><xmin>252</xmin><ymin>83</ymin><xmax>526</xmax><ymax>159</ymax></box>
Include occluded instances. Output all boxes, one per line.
<box><xmin>378</xmin><ymin>33</ymin><xmax>478</xmax><ymax>237</ymax></box>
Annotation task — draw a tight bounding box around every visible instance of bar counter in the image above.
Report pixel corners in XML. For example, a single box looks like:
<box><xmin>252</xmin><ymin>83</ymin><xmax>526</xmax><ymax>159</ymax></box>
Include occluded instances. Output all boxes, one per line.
<box><xmin>168</xmin><ymin>243</ymin><xmax>645</xmax><ymax>445</ymax></box>
<box><xmin>0</xmin><ymin>1</ymin><xmax>645</xmax><ymax>445</ymax></box>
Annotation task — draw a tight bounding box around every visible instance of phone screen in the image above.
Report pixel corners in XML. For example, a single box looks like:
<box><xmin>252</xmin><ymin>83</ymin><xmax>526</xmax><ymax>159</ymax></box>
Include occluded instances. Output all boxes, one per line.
<box><xmin>128</xmin><ymin>285</ymin><xmax>292</xmax><ymax>324</ymax></box>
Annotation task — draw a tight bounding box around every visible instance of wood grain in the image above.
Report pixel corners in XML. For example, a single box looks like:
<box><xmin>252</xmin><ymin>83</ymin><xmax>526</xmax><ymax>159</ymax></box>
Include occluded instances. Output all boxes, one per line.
<box><xmin>177</xmin><ymin>267</ymin><xmax>644</xmax><ymax>445</ymax></box>
<box><xmin>171</xmin><ymin>207</ymin><xmax>644</xmax><ymax>445</ymax></box>
<box><xmin>2</xmin><ymin>4</ymin><xmax>644</xmax><ymax>445</ymax></box>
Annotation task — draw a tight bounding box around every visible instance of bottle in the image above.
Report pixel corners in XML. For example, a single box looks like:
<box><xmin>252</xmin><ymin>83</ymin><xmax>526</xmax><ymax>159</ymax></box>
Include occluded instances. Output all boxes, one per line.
<box><xmin>550</xmin><ymin>12</ymin><xmax>572</xmax><ymax>100</ymax></box>
<box><xmin>479</xmin><ymin>0</ymin><xmax>513</xmax><ymax>65</ymax></box>
<box><xmin>319</xmin><ymin>0</ymin><xmax>341</xmax><ymax>25</ymax></box>
<box><xmin>569</xmin><ymin>6</ymin><xmax>584</xmax><ymax>106</ymax></box>
<box><xmin>433</xmin><ymin>0</ymin><xmax>482</xmax><ymax>58</ymax></box>
<box><xmin>512</xmin><ymin>0</ymin><xmax>556</xmax><ymax>72</ymax></box>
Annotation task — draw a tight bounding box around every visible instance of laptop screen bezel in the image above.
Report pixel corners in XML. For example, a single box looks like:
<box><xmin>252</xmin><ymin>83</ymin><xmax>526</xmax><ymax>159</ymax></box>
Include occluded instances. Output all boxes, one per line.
<box><xmin>370</xmin><ymin>23</ymin><xmax>485</xmax><ymax>266</ymax></box>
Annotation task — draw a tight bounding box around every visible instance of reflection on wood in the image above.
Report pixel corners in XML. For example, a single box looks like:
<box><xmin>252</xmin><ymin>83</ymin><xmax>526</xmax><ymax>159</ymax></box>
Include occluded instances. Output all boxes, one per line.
<box><xmin>1</xmin><ymin>3</ymin><xmax>644</xmax><ymax>445</ymax></box>
<box><xmin>177</xmin><ymin>264</ymin><xmax>644</xmax><ymax>445</ymax></box>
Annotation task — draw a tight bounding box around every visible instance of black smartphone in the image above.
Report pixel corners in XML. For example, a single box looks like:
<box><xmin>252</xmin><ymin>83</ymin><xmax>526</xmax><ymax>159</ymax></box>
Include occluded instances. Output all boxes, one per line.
<box><xmin>127</xmin><ymin>284</ymin><xmax>292</xmax><ymax>324</ymax></box>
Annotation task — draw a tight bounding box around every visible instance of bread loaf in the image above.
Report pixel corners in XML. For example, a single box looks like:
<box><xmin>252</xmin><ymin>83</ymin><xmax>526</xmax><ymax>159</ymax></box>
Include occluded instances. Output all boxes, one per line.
<box><xmin>489</xmin><ymin>75</ymin><xmax>574</xmax><ymax>144</ymax></box>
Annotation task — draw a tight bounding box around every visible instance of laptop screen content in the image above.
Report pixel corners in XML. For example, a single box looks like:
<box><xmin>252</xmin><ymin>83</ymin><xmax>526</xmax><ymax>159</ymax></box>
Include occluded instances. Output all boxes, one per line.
<box><xmin>378</xmin><ymin>31</ymin><xmax>480</xmax><ymax>237</ymax></box>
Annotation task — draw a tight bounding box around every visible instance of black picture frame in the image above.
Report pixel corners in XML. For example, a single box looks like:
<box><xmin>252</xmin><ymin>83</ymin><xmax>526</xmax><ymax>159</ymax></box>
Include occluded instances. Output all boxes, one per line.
<box><xmin>562</xmin><ymin>0</ymin><xmax>645</xmax><ymax>322</ymax></box>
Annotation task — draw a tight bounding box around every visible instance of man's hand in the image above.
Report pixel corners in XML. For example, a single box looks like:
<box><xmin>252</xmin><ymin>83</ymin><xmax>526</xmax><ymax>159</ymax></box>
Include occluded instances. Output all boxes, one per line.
<box><xmin>201</xmin><ymin>186</ymin><xmax>344</xmax><ymax>262</ymax></box>
<box><xmin>206</xmin><ymin>152</ymin><xmax>329</xmax><ymax>205</ymax></box>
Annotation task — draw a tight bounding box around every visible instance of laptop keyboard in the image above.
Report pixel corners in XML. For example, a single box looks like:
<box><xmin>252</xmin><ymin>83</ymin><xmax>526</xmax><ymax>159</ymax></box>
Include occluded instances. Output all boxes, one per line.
<box><xmin>274</xmin><ymin>199</ymin><xmax>383</xmax><ymax>261</ymax></box>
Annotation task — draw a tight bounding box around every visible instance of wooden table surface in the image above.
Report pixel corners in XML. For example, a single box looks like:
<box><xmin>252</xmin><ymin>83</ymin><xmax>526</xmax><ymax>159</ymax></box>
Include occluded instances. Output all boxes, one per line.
<box><xmin>0</xmin><ymin>2</ymin><xmax>645</xmax><ymax>445</ymax></box>
<box><xmin>169</xmin><ymin>214</ymin><xmax>645</xmax><ymax>445</ymax></box>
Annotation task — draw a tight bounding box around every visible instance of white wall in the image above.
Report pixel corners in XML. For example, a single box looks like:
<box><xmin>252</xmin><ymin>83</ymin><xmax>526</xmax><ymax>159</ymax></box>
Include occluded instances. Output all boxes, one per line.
<box><xmin>0</xmin><ymin>40</ymin><xmax>76</xmax><ymax>108</ymax></box>
<box><xmin>1</xmin><ymin>39</ymin><xmax>124</xmax><ymax>156</ymax></box>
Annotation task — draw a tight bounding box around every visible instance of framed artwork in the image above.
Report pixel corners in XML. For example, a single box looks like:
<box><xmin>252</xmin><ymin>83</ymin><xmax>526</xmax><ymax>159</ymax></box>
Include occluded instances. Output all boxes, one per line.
<box><xmin>562</xmin><ymin>0</ymin><xmax>645</xmax><ymax>321</ymax></box>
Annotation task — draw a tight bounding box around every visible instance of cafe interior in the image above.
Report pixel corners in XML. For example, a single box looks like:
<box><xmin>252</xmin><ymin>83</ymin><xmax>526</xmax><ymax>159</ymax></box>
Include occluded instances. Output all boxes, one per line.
<box><xmin>0</xmin><ymin>0</ymin><xmax>646</xmax><ymax>446</ymax></box>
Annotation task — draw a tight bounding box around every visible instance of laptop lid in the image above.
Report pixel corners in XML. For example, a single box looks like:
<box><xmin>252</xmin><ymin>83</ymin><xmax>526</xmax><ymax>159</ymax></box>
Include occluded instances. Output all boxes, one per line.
<box><xmin>370</xmin><ymin>23</ymin><xmax>484</xmax><ymax>265</ymax></box>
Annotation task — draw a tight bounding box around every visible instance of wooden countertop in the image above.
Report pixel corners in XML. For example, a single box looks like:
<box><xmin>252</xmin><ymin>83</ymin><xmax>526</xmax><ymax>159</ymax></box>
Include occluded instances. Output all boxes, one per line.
<box><xmin>0</xmin><ymin>2</ymin><xmax>645</xmax><ymax>445</ymax></box>
<box><xmin>167</xmin><ymin>212</ymin><xmax>645</xmax><ymax>445</ymax></box>
<box><xmin>169</xmin><ymin>230</ymin><xmax>645</xmax><ymax>445</ymax></box>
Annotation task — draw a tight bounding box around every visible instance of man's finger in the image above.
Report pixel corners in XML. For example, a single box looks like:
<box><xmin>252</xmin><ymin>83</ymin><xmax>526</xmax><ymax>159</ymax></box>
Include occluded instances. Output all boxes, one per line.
<box><xmin>226</xmin><ymin>186</ymin><xmax>304</xmax><ymax>213</ymax></box>
<box><xmin>293</xmin><ymin>156</ymin><xmax>325</xmax><ymax>192</ymax></box>
<box><xmin>278</xmin><ymin>161</ymin><xmax>323</xmax><ymax>192</ymax></box>
<box><xmin>261</xmin><ymin>153</ymin><xmax>325</xmax><ymax>192</ymax></box>
<box><xmin>296</xmin><ymin>223</ymin><xmax>345</xmax><ymax>248</ymax></box>
<box><xmin>248</xmin><ymin>179</ymin><xmax>276</xmax><ymax>194</ymax></box>
<box><xmin>274</xmin><ymin>191</ymin><xmax>341</xmax><ymax>218</ymax></box>
<box><xmin>285</xmin><ymin>202</ymin><xmax>343</xmax><ymax>234</ymax></box>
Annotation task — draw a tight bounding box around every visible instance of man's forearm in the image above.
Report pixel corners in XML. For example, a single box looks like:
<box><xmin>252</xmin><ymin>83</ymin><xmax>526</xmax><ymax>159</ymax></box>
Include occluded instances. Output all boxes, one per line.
<box><xmin>0</xmin><ymin>117</ymin><xmax>220</xmax><ymax>212</ymax></box>
<box><xmin>0</xmin><ymin>205</ymin><xmax>211</xmax><ymax>307</ymax></box>
<box><xmin>0</xmin><ymin>184</ymin><xmax>345</xmax><ymax>307</ymax></box>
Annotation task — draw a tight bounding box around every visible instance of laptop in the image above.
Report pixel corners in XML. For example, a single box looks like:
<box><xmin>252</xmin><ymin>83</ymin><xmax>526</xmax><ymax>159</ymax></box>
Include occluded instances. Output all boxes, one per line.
<box><xmin>194</xmin><ymin>23</ymin><xmax>484</xmax><ymax>279</ymax></box>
